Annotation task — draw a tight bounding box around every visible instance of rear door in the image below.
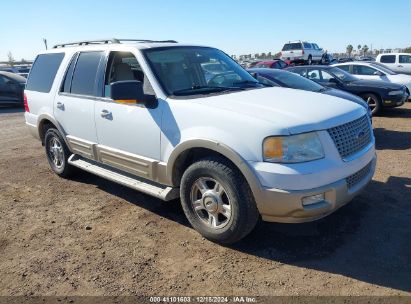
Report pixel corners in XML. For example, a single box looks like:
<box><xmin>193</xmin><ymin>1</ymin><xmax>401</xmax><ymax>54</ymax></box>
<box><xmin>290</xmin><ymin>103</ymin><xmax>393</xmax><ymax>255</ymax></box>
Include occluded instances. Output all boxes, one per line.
<box><xmin>0</xmin><ymin>75</ymin><xmax>19</xmax><ymax>103</ymax></box>
<box><xmin>379</xmin><ymin>54</ymin><xmax>397</xmax><ymax>72</ymax></box>
<box><xmin>398</xmin><ymin>54</ymin><xmax>411</xmax><ymax>74</ymax></box>
<box><xmin>54</xmin><ymin>51</ymin><xmax>105</xmax><ymax>158</ymax></box>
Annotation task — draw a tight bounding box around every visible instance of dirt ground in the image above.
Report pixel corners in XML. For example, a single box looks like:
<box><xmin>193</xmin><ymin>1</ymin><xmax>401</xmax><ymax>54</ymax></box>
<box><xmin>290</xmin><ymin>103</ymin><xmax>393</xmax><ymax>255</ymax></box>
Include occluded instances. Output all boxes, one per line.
<box><xmin>0</xmin><ymin>104</ymin><xmax>410</xmax><ymax>297</ymax></box>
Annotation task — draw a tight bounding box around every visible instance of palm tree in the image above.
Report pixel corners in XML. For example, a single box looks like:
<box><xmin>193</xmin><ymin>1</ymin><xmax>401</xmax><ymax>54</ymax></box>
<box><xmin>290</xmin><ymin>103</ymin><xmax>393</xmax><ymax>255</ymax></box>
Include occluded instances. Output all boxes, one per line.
<box><xmin>346</xmin><ymin>45</ymin><xmax>353</xmax><ymax>58</ymax></box>
<box><xmin>362</xmin><ymin>45</ymin><xmax>369</xmax><ymax>56</ymax></box>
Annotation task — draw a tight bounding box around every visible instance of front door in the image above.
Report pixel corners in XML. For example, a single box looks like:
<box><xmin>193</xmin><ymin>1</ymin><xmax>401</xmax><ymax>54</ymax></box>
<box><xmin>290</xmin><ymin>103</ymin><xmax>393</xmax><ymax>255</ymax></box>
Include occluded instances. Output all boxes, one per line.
<box><xmin>94</xmin><ymin>51</ymin><xmax>162</xmax><ymax>176</ymax></box>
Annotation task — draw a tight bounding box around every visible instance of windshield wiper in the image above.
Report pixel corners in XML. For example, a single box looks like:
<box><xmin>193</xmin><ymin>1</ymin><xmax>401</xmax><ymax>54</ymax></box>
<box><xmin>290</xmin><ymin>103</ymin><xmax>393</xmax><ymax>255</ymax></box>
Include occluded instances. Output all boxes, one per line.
<box><xmin>232</xmin><ymin>80</ymin><xmax>261</xmax><ymax>86</ymax></box>
<box><xmin>172</xmin><ymin>85</ymin><xmax>244</xmax><ymax>96</ymax></box>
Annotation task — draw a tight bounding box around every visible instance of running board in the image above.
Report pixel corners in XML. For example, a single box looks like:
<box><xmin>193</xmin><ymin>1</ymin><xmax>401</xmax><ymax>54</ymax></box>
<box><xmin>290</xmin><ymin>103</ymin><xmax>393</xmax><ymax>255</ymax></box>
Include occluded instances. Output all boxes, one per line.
<box><xmin>68</xmin><ymin>155</ymin><xmax>179</xmax><ymax>201</ymax></box>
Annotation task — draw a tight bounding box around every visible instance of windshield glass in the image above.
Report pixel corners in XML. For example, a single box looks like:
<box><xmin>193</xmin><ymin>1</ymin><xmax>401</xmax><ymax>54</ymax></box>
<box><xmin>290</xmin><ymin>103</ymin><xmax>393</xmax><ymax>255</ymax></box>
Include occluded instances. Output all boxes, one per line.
<box><xmin>371</xmin><ymin>63</ymin><xmax>397</xmax><ymax>75</ymax></box>
<box><xmin>143</xmin><ymin>47</ymin><xmax>261</xmax><ymax>96</ymax></box>
<box><xmin>329</xmin><ymin>67</ymin><xmax>357</xmax><ymax>82</ymax></box>
<box><xmin>266</xmin><ymin>71</ymin><xmax>324</xmax><ymax>92</ymax></box>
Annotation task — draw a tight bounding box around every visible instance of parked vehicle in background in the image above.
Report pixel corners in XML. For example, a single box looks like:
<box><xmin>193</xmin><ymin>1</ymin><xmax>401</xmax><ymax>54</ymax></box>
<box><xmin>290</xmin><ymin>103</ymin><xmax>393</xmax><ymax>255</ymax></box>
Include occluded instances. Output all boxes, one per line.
<box><xmin>376</xmin><ymin>53</ymin><xmax>411</xmax><ymax>75</ymax></box>
<box><xmin>253</xmin><ymin>59</ymin><xmax>288</xmax><ymax>69</ymax></box>
<box><xmin>319</xmin><ymin>53</ymin><xmax>338</xmax><ymax>65</ymax></box>
<box><xmin>25</xmin><ymin>38</ymin><xmax>375</xmax><ymax>244</ymax></box>
<box><xmin>248</xmin><ymin>68</ymin><xmax>371</xmax><ymax>117</ymax></box>
<box><xmin>357</xmin><ymin>56</ymin><xmax>375</xmax><ymax>62</ymax></box>
<box><xmin>332</xmin><ymin>62</ymin><xmax>411</xmax><ymax>98</ymax></box>
<box><xmin>338</xmin><ymin>58</ymin><xmax>354</xmax><ymax>63</ymax></box>
<box><xmin>0</xmin><ymin>71</ymin><xmax>26</xmax><ymax>106</ymax></box>
<box><xmin>0</xmin><ymin>66</ymin><xmax>31</xmax><ymax>78</ymax></box>
<box><xmin>247</xmin><ymin>60</ymin><xmax>263</xmax><ymax>68</ymax></box>
<box><xmin>280</xmin><ymin>41</ymin><xmax>324</xmax><ymax>65</ymax></box>
<box><xmin>286</xmin><ymin>65</ymin><xmax>409</xmax><ymax>115</ymax></box>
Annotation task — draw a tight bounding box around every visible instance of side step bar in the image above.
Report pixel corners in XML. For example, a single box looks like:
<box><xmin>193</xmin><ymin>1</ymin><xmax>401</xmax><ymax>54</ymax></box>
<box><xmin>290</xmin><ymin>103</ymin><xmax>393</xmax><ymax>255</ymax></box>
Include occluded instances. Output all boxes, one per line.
<box><xmin>68</xmin><ymin>155</ymin><xmax>179</xmax><ymax>201</ymax></box>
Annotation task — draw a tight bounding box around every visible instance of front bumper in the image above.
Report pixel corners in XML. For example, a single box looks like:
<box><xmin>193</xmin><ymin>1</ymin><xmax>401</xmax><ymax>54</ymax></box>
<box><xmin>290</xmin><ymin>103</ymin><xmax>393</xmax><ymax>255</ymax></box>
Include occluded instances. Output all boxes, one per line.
<box><xmin>255</xmin><ymin>155</ymin><xmax>376</xmax><ymax>223</ymax></box>
<box><xmin>382</xmin><ymin>93</ymin><xmax>408</xmax><ymax>108</ymax></box>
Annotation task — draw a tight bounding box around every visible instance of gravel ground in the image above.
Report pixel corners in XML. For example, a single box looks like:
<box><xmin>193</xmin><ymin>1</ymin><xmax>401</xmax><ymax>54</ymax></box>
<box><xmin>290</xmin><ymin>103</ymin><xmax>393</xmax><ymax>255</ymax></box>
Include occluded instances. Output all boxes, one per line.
<box><xmin>0</xmin><ymin>105</ymin><xmax>410</xmax><ymax>297</ymax></box>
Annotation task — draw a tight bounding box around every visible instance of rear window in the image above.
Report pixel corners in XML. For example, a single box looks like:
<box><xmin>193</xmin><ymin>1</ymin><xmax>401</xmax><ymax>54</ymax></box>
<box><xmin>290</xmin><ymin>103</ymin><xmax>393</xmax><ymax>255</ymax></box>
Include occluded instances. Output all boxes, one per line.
<box><xmin>282</xmin><ymin>43</ymin><xmax>302</xmax><ymax>51</ymax></box>
<box><xmin>380</xmin><ymin>55</ymin><xmax>396</xmax><ymax>64</ymax></box>
<box><xmin>26</xmin><ymin>53</ymin><xmax>65</xmax><ymax>93</ymax></box>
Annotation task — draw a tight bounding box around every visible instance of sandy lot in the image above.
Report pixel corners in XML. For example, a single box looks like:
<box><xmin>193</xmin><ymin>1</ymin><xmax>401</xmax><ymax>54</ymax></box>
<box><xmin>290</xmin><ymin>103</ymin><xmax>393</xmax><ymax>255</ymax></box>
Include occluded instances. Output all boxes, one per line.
<box><xmin>0</xmin><ymin>104</ymin><xmax>410</xmax><ymax>297</ymax></box>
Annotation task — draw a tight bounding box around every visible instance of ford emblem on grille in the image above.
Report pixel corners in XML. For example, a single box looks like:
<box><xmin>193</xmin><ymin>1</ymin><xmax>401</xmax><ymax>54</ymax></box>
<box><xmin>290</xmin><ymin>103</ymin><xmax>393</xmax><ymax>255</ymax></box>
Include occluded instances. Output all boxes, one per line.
<box><xmin>357</xmin><ymin>130</ymin><xmax>366</xmax><ymax>140</ymax></box>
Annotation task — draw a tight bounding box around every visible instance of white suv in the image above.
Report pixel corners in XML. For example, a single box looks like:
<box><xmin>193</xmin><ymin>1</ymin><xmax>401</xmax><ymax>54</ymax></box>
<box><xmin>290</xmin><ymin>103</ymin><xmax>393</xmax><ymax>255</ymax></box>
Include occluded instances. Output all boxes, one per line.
<box><xmin>280</xmin><ymin>41</ymin><xmax>324</xmax><ymax>65</ymax></box>
<box><xmin>24</xmin><ymin>39</ymin><xmax>376</xmax><ymax>244</ymax></box>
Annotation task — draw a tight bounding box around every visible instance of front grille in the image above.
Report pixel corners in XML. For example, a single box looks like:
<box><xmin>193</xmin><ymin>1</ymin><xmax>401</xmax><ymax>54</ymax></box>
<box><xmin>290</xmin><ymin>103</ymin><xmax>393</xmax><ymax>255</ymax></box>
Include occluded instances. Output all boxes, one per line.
<box><xmin>327</xmin><ymin>115</ymin><xmax>372</xmax><ymax>159</ymax></box>
<box><xmin>346</xmin><ymin>162</ymin><xmax>372</xmax><ymax>189</ymax></box>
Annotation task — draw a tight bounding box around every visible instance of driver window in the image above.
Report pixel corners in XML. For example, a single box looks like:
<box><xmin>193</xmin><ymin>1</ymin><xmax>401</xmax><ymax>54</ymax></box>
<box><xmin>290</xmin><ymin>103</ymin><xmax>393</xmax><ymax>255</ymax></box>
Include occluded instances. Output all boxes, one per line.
<box><xmin>320</xmin><ymin>70</ymin><xmax>334</xmax><ymax>82</ymax></box>
<box><xmin>353</xmin><ymin>65</ymin><xmax>376</xmax><ymax>75</ymax></box>
<box><xmin>104</xmin><ymin>51</ymin><xmax>154</xmax><ymax>97</ymax></box>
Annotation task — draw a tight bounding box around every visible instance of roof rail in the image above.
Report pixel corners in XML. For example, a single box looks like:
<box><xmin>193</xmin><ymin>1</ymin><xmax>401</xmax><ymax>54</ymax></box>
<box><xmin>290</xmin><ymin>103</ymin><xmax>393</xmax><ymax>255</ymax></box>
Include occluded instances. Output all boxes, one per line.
<box><xmin>52</xmin><ymin>38</ymin><xmax>177</xmax><ymax>48</ymax></box>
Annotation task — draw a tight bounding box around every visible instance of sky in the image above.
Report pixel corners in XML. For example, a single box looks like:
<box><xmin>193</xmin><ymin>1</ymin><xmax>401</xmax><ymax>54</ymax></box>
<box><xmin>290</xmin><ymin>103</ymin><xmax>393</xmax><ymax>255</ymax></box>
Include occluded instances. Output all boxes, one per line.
<box><xmin>1</xmin><ymin>0</ymin><xmax>410</xmax><ymax>61</ymax></box>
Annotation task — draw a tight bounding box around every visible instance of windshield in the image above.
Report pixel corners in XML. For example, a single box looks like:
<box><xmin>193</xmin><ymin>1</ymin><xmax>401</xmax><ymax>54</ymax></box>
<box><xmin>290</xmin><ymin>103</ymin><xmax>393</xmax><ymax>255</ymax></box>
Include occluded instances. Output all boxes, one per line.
<box><xmin>371</xmin><ymin>62</ymin><xmax>397</xmax><ymax>75</ymax></box>
<box><xmin>329</xmin><ymin>67</ymin><xmax>357</xmax><ymax>82</ymax></box>
<box><xmin>265</xmin><ymin>70</ymin><xmax>324</xmax><ymax>92</ymax></box>
<box><xmin>143</xmin><ymin>47</ymin><xmax>261</xmax><ymax>96</ymax></box>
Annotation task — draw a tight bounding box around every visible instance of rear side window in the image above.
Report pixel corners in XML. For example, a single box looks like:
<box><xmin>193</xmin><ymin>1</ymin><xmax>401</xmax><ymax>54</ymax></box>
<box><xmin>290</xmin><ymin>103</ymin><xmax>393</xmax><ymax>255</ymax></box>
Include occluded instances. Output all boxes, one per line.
<box><xmin>353</xmin><ymin>65</ymin><xmax>376</xmax><ymax>75</ymax></box>
<box><xmin>70</xmin><ymin>52</ymin><xmax>104</xmax><ymax>96</ymax></box>
<box><xmin>303</xmin><ymin>43</ymin><xmax>312</xmax><ymax>48</ymax></box>
<box><xmin>380</xmin><ymin>55</ymin><xmax>396</xmax><ymax>64</ymax></box>
<box><xmin>399</xmin><ymin>55</ymin><xmax>411</xmax><ymax>64</ymax></box>
<box><xmin>338</xmin><ymin>65</ymin><xmax>351</xmax><ymax>72</ymax></box>
<box><xmin>26</xmin><ymin>53</ymin><xmax>65</xmax><ymax>93</ymax></box>
<box><xmin>282</xmin><ymin>43</ymin><xmax>302</xmax><ymax>51</ymax></box>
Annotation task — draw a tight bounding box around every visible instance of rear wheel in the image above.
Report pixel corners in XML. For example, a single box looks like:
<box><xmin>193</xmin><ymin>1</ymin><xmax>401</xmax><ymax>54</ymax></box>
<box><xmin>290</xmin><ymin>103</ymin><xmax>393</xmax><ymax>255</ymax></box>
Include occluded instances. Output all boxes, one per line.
<box><xmin>307</xmin><ymin>55</ymin><xmax>313</xmax><ymax>65</ymax></box>
<box><xmin>361</xmin><ymin>93</ymin><xmax>382</xmax><ymax>115</ymax></box>
<box><xmin>44</xmin><ymin>128</ymin><xmax>75</xmax><ymax>177</ymax></box>
<box><xmin>180</xmin><ymin>157</ymin><xmax>259</xmax><ymax>244</ymax></box>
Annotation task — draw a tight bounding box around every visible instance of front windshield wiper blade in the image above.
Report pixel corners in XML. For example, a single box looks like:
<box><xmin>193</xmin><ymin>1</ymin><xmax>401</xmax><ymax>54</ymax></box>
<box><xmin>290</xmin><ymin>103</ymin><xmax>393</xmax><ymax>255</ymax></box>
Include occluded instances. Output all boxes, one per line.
<box><xmin>232</xmin><ymin>80</ymin><xmax>261</xmax><ymax>86</ymax></box>
<box><xmin>172</xmin><ymin>85</ymin><xmax>244</xmax><ymax>96</ymax></box>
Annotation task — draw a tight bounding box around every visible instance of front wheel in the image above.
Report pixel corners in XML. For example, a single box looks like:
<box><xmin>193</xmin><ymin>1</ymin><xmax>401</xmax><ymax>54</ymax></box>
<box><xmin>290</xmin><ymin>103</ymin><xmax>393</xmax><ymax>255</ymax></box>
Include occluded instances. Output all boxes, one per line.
<box><xmin>180</xmin><ymin>157</ymin><xmax>259</xmax><ymax>244</ymax></box>
<box><xmin>361</xmin><ymin>93</ymin><xmax>382</xmax><ymax>115</ymax></box>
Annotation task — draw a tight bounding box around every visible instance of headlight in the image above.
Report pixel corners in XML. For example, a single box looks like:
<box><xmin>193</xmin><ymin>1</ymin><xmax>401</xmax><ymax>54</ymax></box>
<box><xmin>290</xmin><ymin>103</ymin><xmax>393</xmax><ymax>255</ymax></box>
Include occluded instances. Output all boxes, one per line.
<box><xmin>263</xmin><ymin>132</ymin><xmax>324</xmax><ymax>163</ymax></box>
<box><xmin>388</xmin><ymin>90</ymin><xmax>404</xmax><ymax>95</ymax></box>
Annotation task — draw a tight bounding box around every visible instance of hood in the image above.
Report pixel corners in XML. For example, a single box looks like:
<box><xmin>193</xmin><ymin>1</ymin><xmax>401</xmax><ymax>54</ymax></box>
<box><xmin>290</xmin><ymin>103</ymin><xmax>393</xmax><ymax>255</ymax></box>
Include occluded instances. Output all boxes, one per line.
<box><xmin>188</xmin><ymin>87</ymin><xmax>366</xmax><ymax>135</ymax></box>
<box><xmin>349</xmin><ymin>79</ymin><xmax>404</xmax><ymax>90</ymax></box>
<box><xmin>324</xmin><ymin>88</ymin><xmax>368</xmax><ymax>108</ymax></box>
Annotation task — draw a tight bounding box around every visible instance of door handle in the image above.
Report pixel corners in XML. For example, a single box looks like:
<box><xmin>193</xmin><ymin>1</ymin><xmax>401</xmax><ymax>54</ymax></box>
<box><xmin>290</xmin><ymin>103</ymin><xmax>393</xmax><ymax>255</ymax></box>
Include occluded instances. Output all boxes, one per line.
<box><xmin>398</xmin><ymin>65</ymin><xmax>403</xmax><ymax>67</ymax></box>
<box><xmin>56</xmin><ymin>102</ymin><xmax>65</xmax><ymax>110</ymax></box>
<box><xmin>100</xmin><ymin>110</ymin><xmax>112</xmax><ymax>119</ymax></box>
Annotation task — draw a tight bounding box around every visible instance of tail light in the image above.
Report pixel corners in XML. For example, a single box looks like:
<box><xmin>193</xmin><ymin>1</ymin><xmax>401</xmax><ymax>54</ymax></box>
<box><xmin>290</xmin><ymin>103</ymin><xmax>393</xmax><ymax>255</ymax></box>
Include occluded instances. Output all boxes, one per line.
<box><xmin>24</xmin><ymin>92</ymin><xmax>30</xmax><ymax>112</ymax></box>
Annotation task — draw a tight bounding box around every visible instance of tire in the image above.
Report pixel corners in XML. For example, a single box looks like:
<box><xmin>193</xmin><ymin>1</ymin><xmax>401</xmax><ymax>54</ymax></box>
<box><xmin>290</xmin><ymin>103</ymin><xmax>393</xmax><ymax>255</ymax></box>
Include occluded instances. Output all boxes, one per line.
<box><xmin>44</xmin><ymin>128</ymin><xmax>75</xmax><ymax>177</ymax></box>
<box><xmin>307</xmin><ymin>55</ymin><xmax>312</xmax><ymax>65</ymax></box>
<box><xmin>361</xmin><ymin>93</ymin><xmax>382</xmax><ymax>115</ymax></box>
<box><xmin>180</xmin><ymin>157</ymin><xmax>259</xmax><ymax>244</ymax></box>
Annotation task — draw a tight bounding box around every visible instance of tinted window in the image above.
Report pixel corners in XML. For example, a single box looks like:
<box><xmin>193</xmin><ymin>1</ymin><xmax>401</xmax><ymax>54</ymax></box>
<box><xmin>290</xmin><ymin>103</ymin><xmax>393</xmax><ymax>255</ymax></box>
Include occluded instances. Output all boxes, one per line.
<box><xmin>70</xmin><ymin>52</ymin><xmax>103</xmax><ymax>96</ymax></box>
<box><xmin>26</xmin><ymin>53</ymin><xmax>64</xmax><ymax>93</ymax></box>
<box><xmin>338</xmin><ymin>65</ymin><xmax>351</xmax><ymax>72</ymax></box>
<box><xmin>380</xmin><ymin>55</ymin><xmax>396</xmax><ymax>63</ymax></box>
<box><xmin>399</xmin><ymin>55</ymin><xmax>411</xmax><ymax>64</ymax></box>
<box><xmin>353</xmin><ymin>65</ymin><xmax>377</xmax><ymax>75</ymax></box>
<box><xmin>303</xmin><ymin>43</ymin><xmax>312</xmax><ymax>49</ymax></box>
<box><xmin>282</xmin><ymin>43</ymin><xmax>302</xmax><ymax>51</ymax></box>
<box><xmin>61</xmin><ymin>53</ymin><xmax>78</xmax><ymax>93</ymax></box>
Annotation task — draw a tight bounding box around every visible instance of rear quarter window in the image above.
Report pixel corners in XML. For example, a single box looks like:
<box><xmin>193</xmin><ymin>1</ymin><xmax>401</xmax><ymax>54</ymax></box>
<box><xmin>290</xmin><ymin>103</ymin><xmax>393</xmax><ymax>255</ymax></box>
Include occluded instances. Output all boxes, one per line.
<box><xmin>26</xmin><ymin>53</ymin><xmax>65</xmax><ymax>93</ymax></box>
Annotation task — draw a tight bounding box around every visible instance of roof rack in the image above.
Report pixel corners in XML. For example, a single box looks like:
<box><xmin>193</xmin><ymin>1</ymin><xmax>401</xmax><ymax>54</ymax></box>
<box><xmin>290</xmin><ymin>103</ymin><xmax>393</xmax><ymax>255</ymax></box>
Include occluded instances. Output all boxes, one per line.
<box><xmin>52</xmin><ymin>38</ymin><xmax>178</xmax><ymax>48</ymax></box>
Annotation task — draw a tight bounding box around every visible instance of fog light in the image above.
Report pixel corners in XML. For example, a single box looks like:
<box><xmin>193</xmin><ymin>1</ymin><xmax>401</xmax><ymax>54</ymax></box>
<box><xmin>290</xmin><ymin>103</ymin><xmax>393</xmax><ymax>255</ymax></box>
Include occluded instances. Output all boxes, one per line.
<box><xmin>302</xmin><ymin>193</ymin><xmax>325</xmax><ymax>206</ymax></box>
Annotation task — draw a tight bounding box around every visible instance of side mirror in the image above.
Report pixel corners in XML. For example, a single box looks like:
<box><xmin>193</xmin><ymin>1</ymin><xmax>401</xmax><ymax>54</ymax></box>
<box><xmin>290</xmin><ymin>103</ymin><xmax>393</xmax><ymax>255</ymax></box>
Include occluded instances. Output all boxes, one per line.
<box><xmin>110</xmin><ymin>80</ymin><xmax>156</xmax><ymax>107</ymax></box>
<box><xmin>373</xmin><ymin>71</ymin><xmax>384</xmax><ymax>76</ymax></box>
